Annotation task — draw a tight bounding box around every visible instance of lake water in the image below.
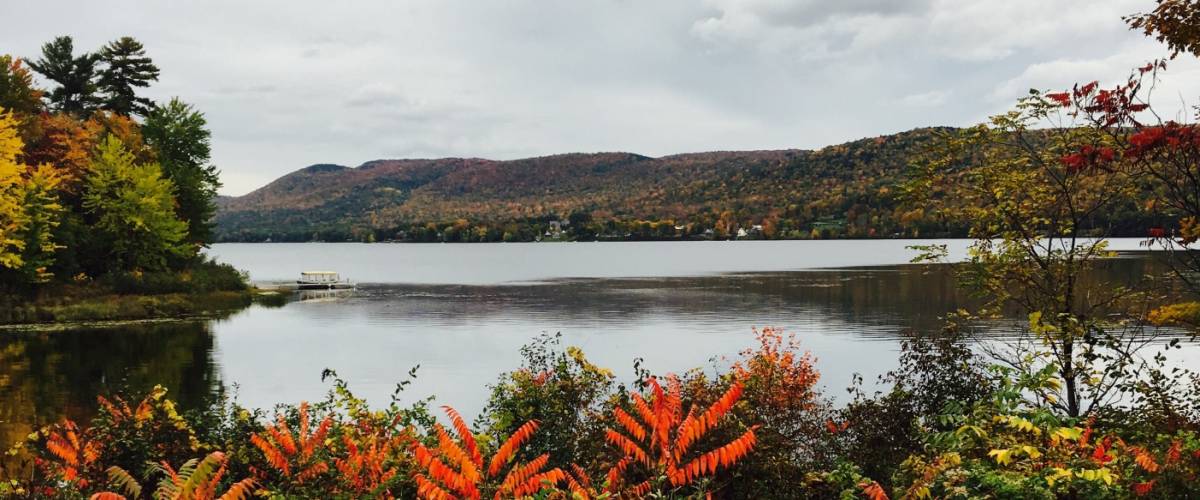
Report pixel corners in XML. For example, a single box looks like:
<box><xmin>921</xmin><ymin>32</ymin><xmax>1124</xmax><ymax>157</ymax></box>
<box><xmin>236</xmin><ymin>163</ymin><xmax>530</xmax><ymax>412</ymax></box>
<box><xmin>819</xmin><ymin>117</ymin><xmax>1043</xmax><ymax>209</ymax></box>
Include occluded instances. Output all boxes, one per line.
<box><xmin>0</xmin><ymin>239</ymin><xmax>1191</xmax><ymax>450</ymax></box>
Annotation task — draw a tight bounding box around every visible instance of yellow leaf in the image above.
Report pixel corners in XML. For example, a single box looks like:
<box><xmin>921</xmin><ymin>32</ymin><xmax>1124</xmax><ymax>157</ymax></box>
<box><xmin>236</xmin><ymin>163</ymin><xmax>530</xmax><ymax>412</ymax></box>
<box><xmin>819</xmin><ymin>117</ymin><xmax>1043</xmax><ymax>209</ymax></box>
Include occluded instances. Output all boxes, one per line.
<box><xmin>1020</xmin><ymin>445</ymin><xmax>1043</xmax><ymax>459</ymax></box>
<box><xmin>1052</xmin><ymin>427</ymin><xmax>1083</xmax><ymax>441</ymax></box>
<box><xmin>1045</xmin><ymin>467</ymin><xmax>1073</xmax><ymax>487</ymax></box>
<box><xmin>988</xmin><ymin>448</ymin><xmax>1013</xmax><ymax>465</ymax></box>
<box><xmin>1077</xmin><ymin>468</ymin><xmax>1116</xmax><ymax>485</ymax></box>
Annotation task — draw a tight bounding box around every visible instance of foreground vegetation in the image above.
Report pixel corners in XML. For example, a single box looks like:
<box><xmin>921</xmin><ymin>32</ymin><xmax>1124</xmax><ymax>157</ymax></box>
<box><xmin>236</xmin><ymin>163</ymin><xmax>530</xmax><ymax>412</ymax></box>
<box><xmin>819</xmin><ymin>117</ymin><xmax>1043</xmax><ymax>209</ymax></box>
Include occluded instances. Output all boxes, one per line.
<box><xmin>0</xmin><ymin>320</ymin><xmax>1196</xmax><ymax>499</ymax></box>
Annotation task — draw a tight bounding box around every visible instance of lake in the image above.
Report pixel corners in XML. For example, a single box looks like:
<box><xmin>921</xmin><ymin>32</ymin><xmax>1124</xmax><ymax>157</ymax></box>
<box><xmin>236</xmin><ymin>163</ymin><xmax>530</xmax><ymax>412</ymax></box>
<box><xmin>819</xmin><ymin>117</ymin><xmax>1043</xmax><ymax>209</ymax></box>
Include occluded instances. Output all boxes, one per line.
<box><xmin>0</xmin><ymin>239</ymin><xmax>1192</xmax><ymax>450</ymax></box>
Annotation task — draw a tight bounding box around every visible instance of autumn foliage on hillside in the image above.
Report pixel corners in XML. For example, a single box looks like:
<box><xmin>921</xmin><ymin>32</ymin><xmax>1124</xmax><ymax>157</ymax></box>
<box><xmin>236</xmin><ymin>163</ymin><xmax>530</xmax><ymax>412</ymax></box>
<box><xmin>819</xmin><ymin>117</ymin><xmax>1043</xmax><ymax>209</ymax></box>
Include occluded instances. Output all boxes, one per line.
<box><xmin>214</xmin><ymin>129</ymin><xmax>990</xmax><ymax>243</ymax></box>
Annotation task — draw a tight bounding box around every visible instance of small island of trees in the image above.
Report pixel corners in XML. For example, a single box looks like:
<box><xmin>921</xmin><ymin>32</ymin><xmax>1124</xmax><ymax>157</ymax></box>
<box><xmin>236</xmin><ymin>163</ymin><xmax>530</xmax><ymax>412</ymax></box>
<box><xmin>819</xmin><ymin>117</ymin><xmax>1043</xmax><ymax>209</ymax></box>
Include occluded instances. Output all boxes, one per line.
<box><xmin>0</xmin><ymin>36</ymin><xmax>255</xmax><ymax>324</ymax></box>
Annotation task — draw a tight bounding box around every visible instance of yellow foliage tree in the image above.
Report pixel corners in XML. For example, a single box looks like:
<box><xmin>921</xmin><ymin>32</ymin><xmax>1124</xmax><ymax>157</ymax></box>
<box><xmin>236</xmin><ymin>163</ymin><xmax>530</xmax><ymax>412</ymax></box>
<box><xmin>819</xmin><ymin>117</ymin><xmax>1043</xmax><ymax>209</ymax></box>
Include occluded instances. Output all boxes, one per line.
<box><xmin>0</xmin><ymin>109</ymin><xmax>25</xmax><ymax>270</ymax></box>
<box><xmin>0</xmin><ymin>107</ymin><xmax>63</xmax><ymax>282</ymax></box>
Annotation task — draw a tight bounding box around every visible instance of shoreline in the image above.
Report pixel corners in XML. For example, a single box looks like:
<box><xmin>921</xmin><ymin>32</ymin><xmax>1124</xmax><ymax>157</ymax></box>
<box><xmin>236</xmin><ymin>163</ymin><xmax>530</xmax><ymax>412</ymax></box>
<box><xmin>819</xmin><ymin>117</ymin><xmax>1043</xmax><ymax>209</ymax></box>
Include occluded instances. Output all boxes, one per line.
<box><xmin>0</xmin><ymin>288</ymin><xmax>285</xmax><ymax>328</ymax></box>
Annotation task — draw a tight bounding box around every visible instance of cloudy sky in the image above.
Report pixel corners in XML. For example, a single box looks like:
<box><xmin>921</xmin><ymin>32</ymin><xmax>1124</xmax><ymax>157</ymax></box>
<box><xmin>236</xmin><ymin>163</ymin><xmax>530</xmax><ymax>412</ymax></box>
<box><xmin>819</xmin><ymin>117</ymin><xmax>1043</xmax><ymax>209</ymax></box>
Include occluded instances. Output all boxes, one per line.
<box><xmin>3</xmin><ymin>0</ymin><xmax>1199</xmax><ymax>195</ymax></box>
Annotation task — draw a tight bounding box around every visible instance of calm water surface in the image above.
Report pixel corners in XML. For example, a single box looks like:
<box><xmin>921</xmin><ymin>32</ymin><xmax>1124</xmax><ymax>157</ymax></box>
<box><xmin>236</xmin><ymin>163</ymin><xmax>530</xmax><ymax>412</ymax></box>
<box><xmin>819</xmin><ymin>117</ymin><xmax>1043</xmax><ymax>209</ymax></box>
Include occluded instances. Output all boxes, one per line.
<box><xmin>1</xmin><ymin>239</ymin><xmax>1190</xmax><ymax>449</ymax></box>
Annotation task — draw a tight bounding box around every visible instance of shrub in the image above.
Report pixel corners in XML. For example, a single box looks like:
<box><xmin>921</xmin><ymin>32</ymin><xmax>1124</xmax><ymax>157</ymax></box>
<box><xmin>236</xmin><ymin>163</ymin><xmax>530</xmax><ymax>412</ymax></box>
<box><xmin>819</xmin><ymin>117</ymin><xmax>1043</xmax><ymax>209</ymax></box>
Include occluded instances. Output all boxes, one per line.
<box><xmin>100</xmin><ymin>259</ymin><xmax>247</xmax><ymax>295</ymax></box>
<box><xmin>894</xmin><ymin>362</ymin><xmax>1200</xmax><ymax>498</ymax></box>
<box><xmin>835</xmin><ymin>317</ymin><xmax>994</xmax><ymax>488</ymax></box>
<box><xmin>600</xmin><ymin>375</ymin><xmax>758</xmax><ymax>496</ymax></box>
<box><xmin>477</xmin><ymin>333</ymin><xmax>615</xmax><ymax>472</ymax></box>
<box><xmin>410</xmin><ymin>406</ymin><xmax>565</xmax><ymax>498</ymax></box>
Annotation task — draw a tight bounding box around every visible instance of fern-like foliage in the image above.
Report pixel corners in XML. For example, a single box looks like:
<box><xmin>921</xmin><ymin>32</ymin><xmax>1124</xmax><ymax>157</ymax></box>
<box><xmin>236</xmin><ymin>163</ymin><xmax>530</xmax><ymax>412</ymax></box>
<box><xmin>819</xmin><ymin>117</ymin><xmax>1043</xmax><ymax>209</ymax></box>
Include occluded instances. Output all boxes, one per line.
<box><xmin>334</xmin><ymin>419</ymin><xmax>411</xmax><ymax>499</ymax></box>
<box><xmin>103</xmin><ymin>465</ymin><xmax>142</xmax><ymax>498</ymax></box>
<box><xmin>90</xmin><ymin>451</ymin><xmax>257</xmax><ymax>500</ymax></box>
<box><xmin>604</xmin><ymin>376</ymin><xmax>758</xmax><ymax>494</ymax></box>
<box><xmin>249</xmin><ymin>401</ymin><xmax>333</xmax><ymax>483</ymax></box>
<box><xmin>45</xmin><ymin>420</ymin><xmax>101</xmax><ymax>488</ymax></box>
<box><xmin>410</xmin><ymin>405</ymin><xmax>566</xmax><ymax>499</ymax></box>
<box><xmin>96</xmin><ymin>387</ymin><xmax>160</xmax><ymax>426</ymax></box>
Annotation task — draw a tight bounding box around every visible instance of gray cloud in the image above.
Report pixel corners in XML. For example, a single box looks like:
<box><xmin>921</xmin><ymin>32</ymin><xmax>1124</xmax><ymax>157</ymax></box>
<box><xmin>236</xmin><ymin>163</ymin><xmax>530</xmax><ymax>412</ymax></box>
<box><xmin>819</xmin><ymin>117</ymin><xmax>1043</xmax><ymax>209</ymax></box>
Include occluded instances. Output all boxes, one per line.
<box><xmin>1</xmin><ymin>0</ymin><xmax>1197</xmax><ymax>195</ymax></box>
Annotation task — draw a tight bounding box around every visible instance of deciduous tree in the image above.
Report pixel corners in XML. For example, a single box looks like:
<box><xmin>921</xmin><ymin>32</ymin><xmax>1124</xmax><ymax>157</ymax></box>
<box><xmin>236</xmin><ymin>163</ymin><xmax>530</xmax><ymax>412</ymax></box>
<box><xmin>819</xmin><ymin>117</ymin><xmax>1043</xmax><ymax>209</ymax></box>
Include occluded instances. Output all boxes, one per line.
<box><xmin>82</xmin><ymin>135</ymin><xmax>189</xmax><ymax>272</ymax></box>
<box><xmin>1126</xmin><ymin>0</ymin><xmax>1200</xmax><ymax>58</ymax></box>
<box><xmin>143</xmin><ymin>98</ymin><xmax>220</xmax><ymax>245</ymax></box>
<box><xmin>0</xmin><ymin>55</ymin><xmax>43</xmax><ymax>117</ymax></box>
<box><xmin>0</xmin><ymin>108</ymin><xmax>63</xmax><ymax>286</ymax></box>
<box><xmin>905</xmin><ymin>86</ymin><xmax>1145</xmax><ymax>418</ymax></box>
<box><xmin>0</xmin><ymin>109</ymin><xmax>29</xmax><ymax>271</ymax></box>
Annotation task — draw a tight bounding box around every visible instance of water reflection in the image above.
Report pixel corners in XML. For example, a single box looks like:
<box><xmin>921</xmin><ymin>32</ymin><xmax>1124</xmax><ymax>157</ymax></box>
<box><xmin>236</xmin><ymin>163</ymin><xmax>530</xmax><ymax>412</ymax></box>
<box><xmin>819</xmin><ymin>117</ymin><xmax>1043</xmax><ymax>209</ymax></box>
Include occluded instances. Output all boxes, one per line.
<box><xmin>0</xmin><ymin>322</ymin><xmax>219</xmax><ymax>460</ymax></box>
<box><xmin>295</xmin><ymin>289</ymin><xmax>357</xmax><ymax>302</ymax></box>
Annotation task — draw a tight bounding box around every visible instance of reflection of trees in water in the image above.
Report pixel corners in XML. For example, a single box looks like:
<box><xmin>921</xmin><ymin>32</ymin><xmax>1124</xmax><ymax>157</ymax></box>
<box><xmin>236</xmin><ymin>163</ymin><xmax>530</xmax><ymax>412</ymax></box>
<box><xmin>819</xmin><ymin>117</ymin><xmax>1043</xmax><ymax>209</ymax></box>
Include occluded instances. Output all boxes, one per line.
<box><xmin>359</xmin><ymin>258</ymin><xmax>1174</xmax><ymax>334</ymax></box>
<box><xmin>0</xmin><ymin>322</ymin><xmax>220</xmax><ymax>472</ymax></box>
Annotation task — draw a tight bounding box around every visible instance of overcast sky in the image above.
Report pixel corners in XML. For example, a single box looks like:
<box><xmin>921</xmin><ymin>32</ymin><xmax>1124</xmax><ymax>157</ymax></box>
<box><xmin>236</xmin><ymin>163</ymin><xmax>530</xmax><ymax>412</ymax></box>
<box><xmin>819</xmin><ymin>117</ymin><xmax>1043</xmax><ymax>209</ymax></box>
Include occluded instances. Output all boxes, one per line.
<box><xmin>3</xmin><ymin>0</ymin><xmax>1199</xmax><ymax>195</ymax></box>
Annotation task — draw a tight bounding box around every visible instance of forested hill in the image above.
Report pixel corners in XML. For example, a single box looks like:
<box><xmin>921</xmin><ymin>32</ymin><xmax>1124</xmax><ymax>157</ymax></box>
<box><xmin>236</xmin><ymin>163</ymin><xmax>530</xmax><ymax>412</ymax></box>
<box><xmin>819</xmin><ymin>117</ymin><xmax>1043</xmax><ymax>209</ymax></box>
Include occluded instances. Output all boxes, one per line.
<box><xmin>213</xmin><ymin>127</ymin><xmax>1149</xmax><ymax>242</ymax></box>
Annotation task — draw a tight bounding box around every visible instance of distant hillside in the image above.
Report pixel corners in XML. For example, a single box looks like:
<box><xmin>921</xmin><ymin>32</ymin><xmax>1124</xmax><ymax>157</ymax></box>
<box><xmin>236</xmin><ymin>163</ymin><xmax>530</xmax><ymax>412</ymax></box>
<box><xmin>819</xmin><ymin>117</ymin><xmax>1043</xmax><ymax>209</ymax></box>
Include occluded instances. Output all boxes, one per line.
<box><xmin>212</xmin><ymin>127</ymin><xmax>1156</xmax><ymax>243</ymax></box>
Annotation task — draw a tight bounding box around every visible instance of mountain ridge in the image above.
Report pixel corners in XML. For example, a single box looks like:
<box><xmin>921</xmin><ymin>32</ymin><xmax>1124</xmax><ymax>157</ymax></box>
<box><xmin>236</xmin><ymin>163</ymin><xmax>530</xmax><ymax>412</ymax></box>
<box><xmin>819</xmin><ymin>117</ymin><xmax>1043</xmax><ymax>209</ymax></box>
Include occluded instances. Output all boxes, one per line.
<box><xmin>214</xmin><ymin>128</ymin><xmax>964</xmax><ymax>242</ymax></box>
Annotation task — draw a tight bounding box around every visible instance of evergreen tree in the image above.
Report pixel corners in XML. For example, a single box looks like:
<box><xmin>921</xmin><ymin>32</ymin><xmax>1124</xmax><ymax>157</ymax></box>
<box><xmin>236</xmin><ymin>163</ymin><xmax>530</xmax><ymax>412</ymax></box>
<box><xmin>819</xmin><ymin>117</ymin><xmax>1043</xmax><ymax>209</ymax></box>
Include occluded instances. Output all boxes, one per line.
<box><xmin>97</xmin><ymin>37</ymin><xmax>160</xmax><ymax>116</ymax></box>
<box><xmin>143</xmin><ymin>98</ymin><xmax>220</xmax><ymax>245</ymax></box>
<box><xmin>83</xmin><ymin>135</ymin><xmax>189</xmax><ymax>271</ymax></box>
<box><xmin>26</xmin><ymin>36</ymin><xmax>101</xmax><ymax>115</ymax></box>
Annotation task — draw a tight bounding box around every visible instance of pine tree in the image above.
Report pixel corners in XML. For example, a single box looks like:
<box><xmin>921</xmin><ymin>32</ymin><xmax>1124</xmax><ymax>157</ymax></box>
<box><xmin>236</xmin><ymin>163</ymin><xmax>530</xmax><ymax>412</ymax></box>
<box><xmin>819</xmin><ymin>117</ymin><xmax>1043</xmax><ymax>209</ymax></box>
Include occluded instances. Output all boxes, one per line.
<box><xmin>26</xmin><ymin>36</ymin><xmax>101</xmax><ymax>115</ymax></box>
<box><xmin>97</xmin><ymin>37</ymin><xmax>160</xmax><ymax>116</ymax></box>
<box><xmin>143</xmin><ymin>98</ymin><xmax>220</xmax><ymax>245</ymax></box>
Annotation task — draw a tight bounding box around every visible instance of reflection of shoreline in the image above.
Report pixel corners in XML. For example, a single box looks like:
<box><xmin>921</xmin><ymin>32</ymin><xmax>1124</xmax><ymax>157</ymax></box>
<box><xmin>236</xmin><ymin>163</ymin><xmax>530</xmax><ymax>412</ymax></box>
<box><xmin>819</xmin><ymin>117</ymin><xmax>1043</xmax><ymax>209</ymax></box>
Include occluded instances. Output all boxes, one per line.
<box><xmin>0</xmin><ymin>321</ymin><xmax>221</xmax><ymax>478</ymax></box>
<box><xmin>0</xmin><ymin>317</ymin><xmax>215</xmax><ymax>332</ymax></box>
<box><xmin>328</xmin><ymin>258</ymin><xmax>1179</xmax><ymax>337</ymax></box>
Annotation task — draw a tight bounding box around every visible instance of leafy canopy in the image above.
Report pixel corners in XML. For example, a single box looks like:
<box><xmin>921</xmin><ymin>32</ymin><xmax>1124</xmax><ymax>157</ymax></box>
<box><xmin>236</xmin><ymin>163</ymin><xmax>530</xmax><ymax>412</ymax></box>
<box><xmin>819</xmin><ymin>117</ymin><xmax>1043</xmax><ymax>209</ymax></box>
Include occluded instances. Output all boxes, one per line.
<box><xmin>83</xmin><ymin>134</ymin><xmax>190</xmax><ymax>271</ymax></box>
<box><xmin>143</xmin><ymin>98</ymin><xmax>220</xmax><ymax>245</ymax></box>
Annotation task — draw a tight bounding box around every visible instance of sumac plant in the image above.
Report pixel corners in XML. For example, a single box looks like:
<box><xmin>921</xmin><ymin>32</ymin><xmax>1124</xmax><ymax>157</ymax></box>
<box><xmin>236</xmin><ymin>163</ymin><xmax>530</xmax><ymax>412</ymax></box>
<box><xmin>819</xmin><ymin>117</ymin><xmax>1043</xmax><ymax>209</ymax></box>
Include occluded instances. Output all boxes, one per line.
<box><xmin>409</xmin><ymin>406</ymin><xmax>566</xmax><ymax>499</ymax></box>
<box><xmin>250</xmin><ymin>402</ymin><xmax>335</xmax><ymax>488</ymax></box>
<box><xmin>603</xmin><ymin>376</ymin><xmax>758</xmax><ymax>496</ymax></box>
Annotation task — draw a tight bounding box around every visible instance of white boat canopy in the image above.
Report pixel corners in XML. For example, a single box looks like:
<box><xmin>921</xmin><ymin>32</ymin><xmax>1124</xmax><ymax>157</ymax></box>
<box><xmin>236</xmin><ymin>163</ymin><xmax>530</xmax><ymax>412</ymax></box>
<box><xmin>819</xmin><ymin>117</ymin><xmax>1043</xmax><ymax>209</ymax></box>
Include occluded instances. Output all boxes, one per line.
<box><xmin>300</xmin><ymin>271</ymin><xmax>341</xmax><ymax>282</ymax></box>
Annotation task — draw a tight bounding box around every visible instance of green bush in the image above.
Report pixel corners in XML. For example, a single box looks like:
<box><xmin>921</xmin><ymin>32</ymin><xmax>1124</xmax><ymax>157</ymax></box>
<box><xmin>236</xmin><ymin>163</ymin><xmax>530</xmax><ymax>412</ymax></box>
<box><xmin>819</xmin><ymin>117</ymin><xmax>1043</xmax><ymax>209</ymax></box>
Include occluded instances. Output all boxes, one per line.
<box><xmin>100</xmin><ymin>259</ymin><xmax>248</xmax><ymax>295</ymax></box>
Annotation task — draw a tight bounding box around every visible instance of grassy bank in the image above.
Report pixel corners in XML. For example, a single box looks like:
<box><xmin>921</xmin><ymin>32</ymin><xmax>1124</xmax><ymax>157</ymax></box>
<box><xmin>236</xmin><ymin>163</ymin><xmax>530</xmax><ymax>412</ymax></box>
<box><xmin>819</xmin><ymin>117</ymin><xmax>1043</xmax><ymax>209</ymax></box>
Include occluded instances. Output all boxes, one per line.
<box><xmin>0</xmin><ymin>289</ymin><xmax>262</xmax><ymax>325</ymax></box>
<box><xmin>0</xmin><ymin>260</ymin><xmax>280</xmax><ymax>325</ymax></box>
